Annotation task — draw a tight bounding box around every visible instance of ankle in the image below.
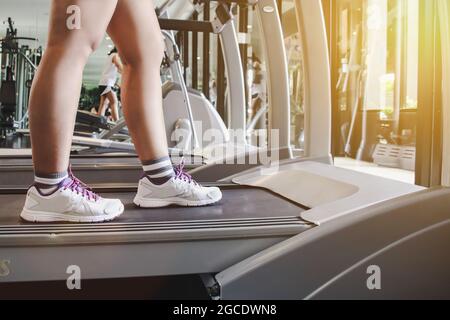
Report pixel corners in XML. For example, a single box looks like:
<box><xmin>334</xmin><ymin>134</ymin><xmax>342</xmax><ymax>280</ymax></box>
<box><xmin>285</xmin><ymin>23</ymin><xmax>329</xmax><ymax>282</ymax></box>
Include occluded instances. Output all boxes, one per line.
<box><xmin>142</xmin><ymin>156</ymin><xmax>175</xmax><ymax>186</ymax></box>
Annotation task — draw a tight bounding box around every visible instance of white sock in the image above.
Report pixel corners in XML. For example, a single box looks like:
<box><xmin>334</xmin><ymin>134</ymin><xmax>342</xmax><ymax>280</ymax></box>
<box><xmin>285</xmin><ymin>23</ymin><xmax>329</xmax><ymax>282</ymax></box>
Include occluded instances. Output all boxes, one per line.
<box><xmin>34</xmin><ymin>172</ymin><xmax>68</xmax><ymax>186</ymax></box>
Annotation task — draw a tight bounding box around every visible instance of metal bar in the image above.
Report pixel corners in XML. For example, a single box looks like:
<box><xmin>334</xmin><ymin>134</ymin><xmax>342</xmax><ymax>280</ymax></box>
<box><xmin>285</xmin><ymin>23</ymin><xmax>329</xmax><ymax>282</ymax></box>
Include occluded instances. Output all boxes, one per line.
<box><xmin>393</xmin><ymin>0</ymin><xmax>405</xmax><ymax>137</ymax></box>
<box><xmin>175</xmin><ymin>30</ymin><xmax>182</xmax><ymax>50</ymax></box>
<box><xmin>256</xmin><ymin>0</ymin><xmax>292</xmax><ymax>157</ymax></box>
<box><xmin>158</xmin><ymin>18</ymin><xmax>213</xmax><ymax>33</ymax></box>
<box><xmin>192</xmin><ymin>12</ymin><xmax>199</xmax><ymax>90</ymax></box>
<box><xmin>219</xmin><ymin>15</ymin><xmax>246</xmax><ymax>139</ymax></box>
<box><xmin>18</xmin><ymin>51</ymin><xmax>37</xmax><ymax>70</ymax></box>
<box><xmin>183</xmin><ymin>31</ymin><xmax>189</xmax><ymax>83</ymax></box>
<box><xmin>203</xmin><ymin>1</ymin><xmax>211</xmax><ymax>98</ymax></box>
<box><xmin>277</xmin><ymin>0</ymin><xmax>283</xmax><ymax>20</ymax></box>
<box><xmin>217</xmin><ymin>38</ymin><xmax>226</xmax><ymax>121</ymax></box>
<box><xmin>239</xmin><ymin>4</ymin><xmax>249</xmax><ymax>111</ymax></box>
<box><xmin>329</xmin><ymin>0</ymin><xmax>341</xmax><ymax>156</ymax></box>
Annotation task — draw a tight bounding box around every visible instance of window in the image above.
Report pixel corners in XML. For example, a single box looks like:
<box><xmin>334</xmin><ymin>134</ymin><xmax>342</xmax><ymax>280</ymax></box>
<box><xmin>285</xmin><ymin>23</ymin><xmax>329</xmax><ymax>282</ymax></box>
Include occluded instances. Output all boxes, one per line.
<box><xmin>333</xmin><ymin>0</ymin><xmax>420</xmax><ymax>183</ymax></box>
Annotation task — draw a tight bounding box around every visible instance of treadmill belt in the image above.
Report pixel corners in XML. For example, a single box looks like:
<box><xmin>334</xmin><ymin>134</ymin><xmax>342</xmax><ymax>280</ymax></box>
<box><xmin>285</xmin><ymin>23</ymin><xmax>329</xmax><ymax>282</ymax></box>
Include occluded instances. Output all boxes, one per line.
<box><xmin>0</xmin><ymin>188</ymin><xmax>306</xmax><ymax>226</ymax></box>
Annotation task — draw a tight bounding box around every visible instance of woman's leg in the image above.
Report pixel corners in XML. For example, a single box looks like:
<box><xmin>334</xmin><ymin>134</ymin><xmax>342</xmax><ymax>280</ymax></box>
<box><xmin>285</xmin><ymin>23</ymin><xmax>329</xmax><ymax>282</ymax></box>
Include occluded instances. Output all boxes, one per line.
<box><xmin>21</xmin><ymin>0</ymin><xmax>125</xmax><ymax>223</ymax></box>
<box><xmin>105</xmin><ymin>91</ymin><xmax>120</xmax><ymax>121</ymax></box>
<box><xmin>29</xmin><ymin>0</ymin><xmax>118</xmax><ymax>175</ymax></box>
<box><xmin>107</xmin><ymin>0</ymin><xmax>168</xmax><ymax>161</ymax></box>
<box><xmin>98</xmin><ymin>94</ymin><xmax>108</xmax><ymax>116</ymax></box>
<box><xmin>106</xmin><ymin>0</ymin><xmax>222</xmax><ymax>208</ymax></box>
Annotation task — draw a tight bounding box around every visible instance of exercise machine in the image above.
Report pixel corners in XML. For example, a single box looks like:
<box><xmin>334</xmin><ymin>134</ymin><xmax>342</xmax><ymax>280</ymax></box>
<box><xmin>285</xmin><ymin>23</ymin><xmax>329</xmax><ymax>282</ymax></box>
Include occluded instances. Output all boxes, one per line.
<box><xmin>0</xmin><ymin>17</ymin><xmax>39</xmax><ymax>139</ymax></box>
<box><xmin>0</xmin><ymin>159</ymin><xmax>448</xmax><ymax>299</ymax></box>
<box><xmin>0</xmin><ymin>0</ymin><xmax>449</xmax><ymax>300</ymax></box>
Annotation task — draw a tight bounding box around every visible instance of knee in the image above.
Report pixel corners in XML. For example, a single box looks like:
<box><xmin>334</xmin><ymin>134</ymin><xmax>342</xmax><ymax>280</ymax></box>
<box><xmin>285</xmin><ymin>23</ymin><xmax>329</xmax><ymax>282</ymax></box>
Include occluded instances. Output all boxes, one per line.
<box><xmin>44</xmin><ymin>42</ymin><xmax>100</xmax><ymax>66</ymax></box>
<box><xmin>89</xmin><ymin>36</ymin><xmax>104</xmax><ymax>53</ymax></box>
<box><xmin>110</xmin><ymin>94</ymin><xmax>118</xmax><ymax>104</ymax></box>
<box><xmin>82</xmin><ymin>33</ymin><xmax>104</xmax><ymax>57</ymax></box>
<box><xmin>121</xmin><ymin>37</ymin><xmax>165</xmax><ymax>69</ymax></box>
<box><xmin>46</xmin><ymin>34</ymin><xmax>104</xmax><ymax>62</ymax></box>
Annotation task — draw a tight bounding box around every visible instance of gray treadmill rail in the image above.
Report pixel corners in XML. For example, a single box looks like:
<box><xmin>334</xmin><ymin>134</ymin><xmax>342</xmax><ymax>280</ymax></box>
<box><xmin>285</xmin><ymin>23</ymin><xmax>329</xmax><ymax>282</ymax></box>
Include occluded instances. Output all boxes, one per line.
<box><xmin>0</xmin><ymin>153</ymin><xmax>202</xmax><ymax>189</ymax></box>
<box><xmin>213</xmin><ymin>188</ymin><xmax>450</xmax><ymax>300</ymax></box>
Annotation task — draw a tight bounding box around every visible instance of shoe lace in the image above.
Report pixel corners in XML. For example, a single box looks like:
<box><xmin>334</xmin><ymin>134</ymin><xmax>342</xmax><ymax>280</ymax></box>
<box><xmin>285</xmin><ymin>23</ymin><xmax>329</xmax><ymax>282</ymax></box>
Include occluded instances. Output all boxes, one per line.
<box><xmin>174</xmin><ymin>158</ymin><xmax>198</xmax><ymax>186</ymax></box>
<box><xmin>63</xmin><ymin>167</ymin><xmax>99</xmax><ymax>201</ymax></box>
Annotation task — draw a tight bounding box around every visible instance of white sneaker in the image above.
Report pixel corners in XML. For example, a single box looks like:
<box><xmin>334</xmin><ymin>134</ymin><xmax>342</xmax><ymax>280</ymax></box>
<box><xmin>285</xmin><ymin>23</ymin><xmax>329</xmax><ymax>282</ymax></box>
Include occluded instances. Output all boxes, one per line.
<box><xmin>21</xmin><ymin>173</ymin><xmax>124</xmax><ymax>223</ymax></box>
<box><xmin>134</xmin><ymin>163</ymin><xmax>222</xmax><ymax>208</ymax></box>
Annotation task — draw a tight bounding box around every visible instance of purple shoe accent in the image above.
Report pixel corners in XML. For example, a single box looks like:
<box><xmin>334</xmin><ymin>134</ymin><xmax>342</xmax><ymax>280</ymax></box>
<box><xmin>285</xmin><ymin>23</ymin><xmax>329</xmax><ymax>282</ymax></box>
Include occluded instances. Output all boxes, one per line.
<box><xmin>32</xmin><ymin>167</ymin><xmax>99</xmax><ymax>201</ymax></box>
<box><xmin>174</xmin><ymin>159</ymin><xmax>198</xmax><ymax>185</ymax></box>
<box><xmin>62</xmin><ymin>168</ymin><xmax>99</xmax><ymax>201</ymax></box>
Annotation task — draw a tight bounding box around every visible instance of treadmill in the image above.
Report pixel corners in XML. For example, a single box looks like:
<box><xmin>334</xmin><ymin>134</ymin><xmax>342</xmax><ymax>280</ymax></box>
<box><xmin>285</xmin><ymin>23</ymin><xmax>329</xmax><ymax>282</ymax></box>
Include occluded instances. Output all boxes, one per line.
<box><xmin>0</xmin><ymin>163</ymin><xmax>312</xmax><ymax>283</ymax></box>
<box><xmin>1</xmin><ymin>159</ymin><xmax>448</xmax><ymax>300</ymax></box>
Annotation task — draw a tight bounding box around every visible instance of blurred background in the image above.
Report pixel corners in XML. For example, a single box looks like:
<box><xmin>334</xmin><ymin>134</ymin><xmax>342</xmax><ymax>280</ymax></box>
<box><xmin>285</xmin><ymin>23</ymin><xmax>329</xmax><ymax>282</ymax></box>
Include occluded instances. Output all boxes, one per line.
<box><xmin>0</xmin><ymin>0</ymin><xmax>448</xmax><ymax>186</ymax></box>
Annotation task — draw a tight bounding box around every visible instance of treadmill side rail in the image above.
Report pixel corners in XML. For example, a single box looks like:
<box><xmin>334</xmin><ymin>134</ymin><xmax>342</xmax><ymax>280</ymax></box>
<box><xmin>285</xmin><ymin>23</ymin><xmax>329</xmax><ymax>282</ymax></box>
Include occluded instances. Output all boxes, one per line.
<box><xmin>213</xmin><ymin>188</ymin><xmax>450</xmax><ymax>300</ymax></box>
<box><xmin>0</xmin><ymin>221</ymin><xmax>310</xmax><ymax>283</ymax></box>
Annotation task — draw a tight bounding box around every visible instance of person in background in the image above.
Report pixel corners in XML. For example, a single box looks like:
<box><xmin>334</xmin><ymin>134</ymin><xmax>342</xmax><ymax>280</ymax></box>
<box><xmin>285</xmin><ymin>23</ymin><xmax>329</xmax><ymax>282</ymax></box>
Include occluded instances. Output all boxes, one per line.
<box><xmin>97</xmin><ymin>46</ymin><xmax>122</xmax><ymax>122</ymax></box>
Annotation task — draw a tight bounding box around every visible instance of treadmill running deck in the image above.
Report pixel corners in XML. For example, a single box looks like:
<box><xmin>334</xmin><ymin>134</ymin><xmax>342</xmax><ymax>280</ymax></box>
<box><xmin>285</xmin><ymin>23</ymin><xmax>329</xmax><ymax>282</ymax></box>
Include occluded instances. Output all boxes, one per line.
<box><xmin>0</xmin><ymin>188</ymin><xmax>307</xmax><ymax>227</ymax></box>
<box><xmin>0</xmin><ymin>187</ymin><xmax>311</xmax><ymax>282</ymax></box>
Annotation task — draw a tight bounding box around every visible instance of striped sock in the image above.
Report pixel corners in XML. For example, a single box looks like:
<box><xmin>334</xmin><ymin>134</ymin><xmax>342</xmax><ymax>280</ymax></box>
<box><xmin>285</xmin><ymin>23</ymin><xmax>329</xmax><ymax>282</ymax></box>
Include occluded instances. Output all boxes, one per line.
<box><xmin>34</xmin><ymin>171</ymin><xmax>69</xmax><ymax>192</ymax></box>
<box><xmin>142</xmin><ymin>156</ymin><xmax>175</xmax><ymax>185</ymax></box>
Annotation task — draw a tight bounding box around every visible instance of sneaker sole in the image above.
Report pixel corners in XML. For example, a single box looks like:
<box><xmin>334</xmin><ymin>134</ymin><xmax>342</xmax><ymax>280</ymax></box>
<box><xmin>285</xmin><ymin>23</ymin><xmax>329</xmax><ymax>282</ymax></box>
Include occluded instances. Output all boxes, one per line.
<box><xmin>133</xmin><ymin>195</ymin><xmax>222</xmax><ymax>208</ymax></box>
<box><xmin>20</xmin><ymin>204</ymin><xmax>124</xmax><ymax>223</ymax></box>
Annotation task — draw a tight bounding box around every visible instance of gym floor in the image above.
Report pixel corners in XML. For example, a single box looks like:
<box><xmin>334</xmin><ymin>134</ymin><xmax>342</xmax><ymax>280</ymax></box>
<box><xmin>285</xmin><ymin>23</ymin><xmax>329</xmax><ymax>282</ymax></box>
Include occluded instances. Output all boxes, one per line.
<box><xmin>334</xmin><ymin>157</ymin><xmax>415</xmax><ymax>185</ymax></box>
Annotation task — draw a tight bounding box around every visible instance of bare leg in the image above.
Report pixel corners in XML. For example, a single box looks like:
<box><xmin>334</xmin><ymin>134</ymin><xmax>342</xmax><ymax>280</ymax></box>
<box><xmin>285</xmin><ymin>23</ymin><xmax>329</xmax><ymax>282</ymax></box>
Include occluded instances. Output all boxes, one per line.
<box><xmin>105</xmin><ymin>91</ymin><xmax>119</xmax><ymax>122</ymax></box>
<box><xmin>29</xmin><ymin>0</ymin><xmax>118</xmax><ymax>174</ymax></box>
<box><xmin>98</xmin><ymin>94</ymin><xmax>107</xmax><ymax>116</ymax></box>
<box><xmin>107</xmin><ymin>0</ymin><xmax>168</xmax><ymax>161</ymax></box>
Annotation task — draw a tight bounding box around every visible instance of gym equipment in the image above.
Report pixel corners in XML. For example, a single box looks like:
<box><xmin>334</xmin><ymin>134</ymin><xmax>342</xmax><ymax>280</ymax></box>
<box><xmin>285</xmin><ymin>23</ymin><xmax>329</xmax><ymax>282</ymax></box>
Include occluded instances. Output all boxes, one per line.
<box><xmin>162</xmin><ymin>29</ymin><xmax>200</xmax><ymax>149</ymax></box>
<box><xmin>76</xmin><ymin>111</ymin><xmax>112</xmax><ymax>131</ymax></box>
<box><xmin>372</xmin><ymin>144</ymin><xmax>416</xmax><ymax>171</ymax></box>
<box><xmin>0</xmin><ymin>18</ymin><xmax>39</xmax><ymax>138</ymax></box>
<box><xmin>161</xmin><ymin>28</ymin><xmax>229</xmax><ymax>151</ymax></box>
<box><xmin>1</xmin><ymin>159</ymin><xmax>448</xmax><ymax>300</ymax></box>
<box><xmin>162</xmin><ymin>81</ymin><xmax>229</xmax><ymax>150</ymax></box>
<box><xmin>0</xmin><ymin>0</ymin><xmax>449</xmax><ymax>300</ymax></box>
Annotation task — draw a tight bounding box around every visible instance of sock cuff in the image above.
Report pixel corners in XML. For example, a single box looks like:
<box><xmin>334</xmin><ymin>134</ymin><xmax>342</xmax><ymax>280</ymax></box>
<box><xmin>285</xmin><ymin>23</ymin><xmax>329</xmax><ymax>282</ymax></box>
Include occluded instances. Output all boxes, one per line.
<box><xmin>34</xmin><ymin>171</ymin><xmax>68</xmax><ymax>185</ymax></box>
<box><xmin>142</xmin><ymin>156</ymin><xmax>171</xmax><ymax>166</ymax></box>
<box><xmin>142</xmin><ymin>158</ymin><xmax>173</xmax><ymax>172</ymax></box>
